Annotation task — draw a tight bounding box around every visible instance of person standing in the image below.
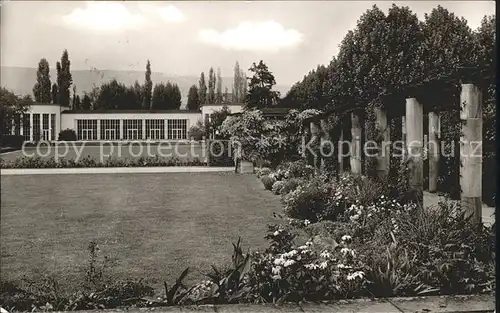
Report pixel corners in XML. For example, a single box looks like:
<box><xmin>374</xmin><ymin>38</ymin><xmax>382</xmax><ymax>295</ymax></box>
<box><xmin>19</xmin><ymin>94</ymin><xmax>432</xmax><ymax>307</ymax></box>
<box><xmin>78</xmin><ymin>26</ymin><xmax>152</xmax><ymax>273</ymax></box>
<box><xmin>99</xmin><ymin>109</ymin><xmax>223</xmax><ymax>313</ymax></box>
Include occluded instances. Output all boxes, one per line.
<box><xmin>233</xmin><ymin>140</ymin><xmax>241</xmax><ymax>173</ymax></box>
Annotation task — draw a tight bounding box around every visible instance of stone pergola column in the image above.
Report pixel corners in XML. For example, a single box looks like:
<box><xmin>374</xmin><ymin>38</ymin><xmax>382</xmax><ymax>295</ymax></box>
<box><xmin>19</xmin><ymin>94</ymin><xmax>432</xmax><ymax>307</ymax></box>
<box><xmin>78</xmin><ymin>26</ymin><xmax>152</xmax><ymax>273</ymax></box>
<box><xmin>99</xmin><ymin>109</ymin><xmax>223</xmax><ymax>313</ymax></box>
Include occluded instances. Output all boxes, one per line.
<box><xmin>428</xmin><ymin>112</ymin><xmax>440</xmax><ymax>193</ymax></box>
<box><xmin>406</xmin><ymin>98</ymin><xmax>423</xmax><ymax>202</ymax></box>
<box><xmin>320</xmin><ymin>118</ymin><xmax>330</xmax><ymax>172</ymax></box>
<box><xmin>401</xmin><ymin>116</ymin><xmax>406</xmax><ymax>164</ymax></box>
<box><xmin>302</xmin><ymin>122</ymin><xmax>311</xmax><ymax>163</ymax></box>
<box><xmin>350</xmin><ymin>112</ymin><xmax>362</xmax><ymax>176</ymax></box>
<box><xmin>374</xmin><ymin>106</ymin><xmax>390</xmax><ymax>180</ymax></box>
<box><xmin>460</xmin><ymin>83</ymin><xmax>483</xmax><ymax>225</ymax></box>
<box><xmin>310</xmin><ymin>120</ymin><xmax>321</xmax><ymax>174</ymax></box>
<box><xmin>338</xmin><ymin>127</ymin><xmax>344</xmax><ymax>175</ymax></box>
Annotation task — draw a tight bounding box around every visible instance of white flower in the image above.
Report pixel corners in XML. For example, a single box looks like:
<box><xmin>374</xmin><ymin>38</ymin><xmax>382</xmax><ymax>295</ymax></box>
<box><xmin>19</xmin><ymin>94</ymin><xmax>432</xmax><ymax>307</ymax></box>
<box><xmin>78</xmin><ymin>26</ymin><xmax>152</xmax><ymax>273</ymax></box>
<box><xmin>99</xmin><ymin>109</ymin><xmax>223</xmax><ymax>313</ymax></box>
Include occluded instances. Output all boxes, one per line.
<box><xmin>273</xmin><ymin>257</ymin><xmax>284</xmax><ymax>265</ymax></box>
<box><xmin>284</xmin><ymin>259</ymin><xmax>296</xmax><ymax>267</ymax></box>
<box><xmin>319</xmin><ymin>261</ymin><xmax>328</xmax><ymax>269</ymax></box>
<box><xmin>304</xmin><ymin>263</ymin><xmax>319</xmax><ymax>270</ymax></box>
<box><xmin>337</xmin><ymin>264</ymin><xmax>352</xmax><ymax>269</ymax></box>
<box><xmin>340</xmin><ymin>248</ymin><xmax>356</xmax><ymax>257</ymax></box>
<box><xmin>304</xmin><ymin>219</ymin><xmax>311</xmax><ymax>226</ymax></box>
<box><xmin>306</xmin><ymin>241</ymin><xmax>313</xmax><ymax>247</ymax></box>
<box><xmin>341</xmin><ymin>235</ymin><xmax>352</xmax><ymax>242</ymax></box>
<box><xmin>347</xmin><ymin>271</ymin><xmax>365</xmax><ymax>281</ymax></box>
<box><xmin>271</xmin><ymin>266</ymin><xmax>281</xmax><ymax>275</ymax></box>
<box><xmin>320</xmin><ymin>250</ymin><xmax>332</xmax><ymax>259</ymax></box>
<box><xmin>298</xmin><ymin>245</ymin><xmax>308</xmax><ymax>250</ymax></box>
<box><xmin>273</xmin><ymin>231</ymin><xmax>280</xmax><ymax>236</ymax></box>
<box><xmin>350</xmin><ymin>214</ymin><xmax>360</xmax><ymax>221</ymax></box>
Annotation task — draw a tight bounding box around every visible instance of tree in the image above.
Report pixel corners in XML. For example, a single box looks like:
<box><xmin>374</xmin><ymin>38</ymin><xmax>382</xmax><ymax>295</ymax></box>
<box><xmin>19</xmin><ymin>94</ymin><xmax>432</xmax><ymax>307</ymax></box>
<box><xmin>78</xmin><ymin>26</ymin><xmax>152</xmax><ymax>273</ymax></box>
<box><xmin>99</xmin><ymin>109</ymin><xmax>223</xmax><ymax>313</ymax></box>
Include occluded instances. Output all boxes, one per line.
<box><xmin>245</xmin><ymin>60</ymin><xmax>279</xmax><ymax>109</ymax></box>
<box><xmin>133</xmin><ymin>80</ymin><xmax>144</xmax><ymax>108</ymax></box>
<box><xmin>241</xmin><ymin>70</ymin><xmax>248</xmax><ymax>101</ymax></box>
<box><xmin>151</xmin><ymin>82</ymin><xmax>181</xmax><ymax>110</ymax></box>
<box><xmin>51</xmin><ymin>83</ymin><xmax>58</xmax><ymax>104</ymax></box>
<box><xmin>233</xmin><ymin>61</ymin><xmax>241</xmax><ymax>102</ymax></box>
<box><xmin>422</xmin><ymin>5</ymin><xmax>477</xmax><ymax>79</ymax></box>
<box><xmin>207</xmin><ymin>67</ymin><xmax>216</xmax><ymax>103</ymax></box>
<box><xmin>223</xmin><ymin>87</ymin><xmax>229</xmax><ymax>103</ymax></box>
<box><xmin>198</xmin><ymin>72</ymin><xmax>207</xmax><ymax>105</ymax></box>
<box><xmin>56</xmin><ymin>49</ymin><xmax>73</xmax><ymax>107</ymax></box>
<box><xmin>74</xmin><ymin>95</ymin><xmax>81</xmax><ymax>110</ymax></box>
<box><xmin>72</xmin><ymin>85</ymin><xmax>78</xmax><ymax>109</ymax></box>
<box><xmin>216</xmin><ymin>68</ymin><xmax>223</xmax><ymax>103</ymax></box>
<box><xmin>0</xmin><ymin>88</ymin><xmax>31</xmax><ymax>135</ymax></box>
<box><xmin>172</xmin><ymin>83</ymin><xmax>182</xmax><ymax>109</ymax></box>
<box><xmin>81</xmin><ymin>94</ymin><xmax>92</xmax><ymax>110</ymax></box>
<box><xmin>94</xmin><ymin>79</ymin><xmax>141</xmax><ymax>110</ymax></box>
<box><xmin>206</xmin><ymin>105</ymin><xmax>231</xmax><ymax>139</ymax></box>
<box><xmin>143</xmin><ymin>60</ymin><xmax>153</xmax><ymax>109</ymax></box>
<box><xmin>187</xmin><ymin>85</ymin><xmax>200</xmax><ymax>111</ymax></box>
<box><xmin>32</xmin><ymin>58</ymin><xmax>51</xmax><ymax>103</ymax></box>
<box><xmin>87</xmin><ymin>84</ymin><xmax>100</xmax><ymax>109</ymax></box>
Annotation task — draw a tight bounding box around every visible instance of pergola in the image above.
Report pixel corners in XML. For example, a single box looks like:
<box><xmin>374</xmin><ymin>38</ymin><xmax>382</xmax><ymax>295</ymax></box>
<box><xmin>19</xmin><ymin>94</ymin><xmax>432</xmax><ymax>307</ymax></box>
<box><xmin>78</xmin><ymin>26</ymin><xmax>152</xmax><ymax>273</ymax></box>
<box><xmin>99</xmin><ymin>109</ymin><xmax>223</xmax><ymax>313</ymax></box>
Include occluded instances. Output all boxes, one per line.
<box><xmin>301</xmin><ymin>66</ymin><xmax>494</xmax><ymax>225</ymax></box>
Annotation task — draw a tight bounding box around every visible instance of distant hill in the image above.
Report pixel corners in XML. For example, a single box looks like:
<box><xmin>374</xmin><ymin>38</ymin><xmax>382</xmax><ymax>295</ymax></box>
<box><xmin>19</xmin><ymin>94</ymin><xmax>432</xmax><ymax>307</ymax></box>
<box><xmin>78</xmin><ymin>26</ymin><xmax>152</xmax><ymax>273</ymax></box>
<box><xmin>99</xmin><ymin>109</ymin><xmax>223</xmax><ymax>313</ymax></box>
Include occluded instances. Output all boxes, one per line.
<box><xmin>0</xmin><ymin>66</ymin><xmax>291</xmax><ymax>107</ymax></box>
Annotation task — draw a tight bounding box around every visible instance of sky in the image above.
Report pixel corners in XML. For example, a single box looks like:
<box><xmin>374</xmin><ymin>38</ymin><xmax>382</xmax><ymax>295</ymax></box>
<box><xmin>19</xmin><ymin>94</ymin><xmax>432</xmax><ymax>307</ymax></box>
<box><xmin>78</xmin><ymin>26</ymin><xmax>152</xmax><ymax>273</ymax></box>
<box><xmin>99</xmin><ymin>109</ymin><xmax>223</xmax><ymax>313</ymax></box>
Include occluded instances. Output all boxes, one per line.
<box><xmin>0</xmin><ymin>1</ymin><xmax>495</xmax><ymax>86</ymax></box>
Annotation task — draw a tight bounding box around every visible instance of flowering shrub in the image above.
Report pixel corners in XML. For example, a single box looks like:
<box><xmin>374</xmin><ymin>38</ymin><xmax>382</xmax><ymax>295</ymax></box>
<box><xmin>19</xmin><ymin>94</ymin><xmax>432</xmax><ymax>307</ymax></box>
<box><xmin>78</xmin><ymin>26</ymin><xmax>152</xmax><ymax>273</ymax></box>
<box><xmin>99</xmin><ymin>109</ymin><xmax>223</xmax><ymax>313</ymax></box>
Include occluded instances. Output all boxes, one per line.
<box><xmin>261</xmin><ymin>175</ymin><xmax>276</xmax><ymax>191</ymax></box>
<box><xmin>243</xmin><ymin>225</ymin><xmax>368</xmax><ymax>302</ymax></box>
<box><xmin>279</xmin><ymin>178</ymin><xmax>303</xmax><ymax>196</ymax></box>
<box><xmin>333</xmin><ymin>173</ymin><xmax>388</xmax><ymax>207</ymax></box>
<box><xmin>282</xmin><ymin>176</ymin><xmax>338</xmax><ymax>222</ymax></box>
<box><xmin>255</xmin><ymin>167</ymin><xmax>272</xmax><ymax>178</ymax></box>
<box><xmin>277</xmin><ymin>160</ymin><xmax>314</xmax><ymax>179</ymax></box>
<box><xmin>271</xmin><ymin>180</ymin><xmax>286</xmax><ymax>195</ymax></box>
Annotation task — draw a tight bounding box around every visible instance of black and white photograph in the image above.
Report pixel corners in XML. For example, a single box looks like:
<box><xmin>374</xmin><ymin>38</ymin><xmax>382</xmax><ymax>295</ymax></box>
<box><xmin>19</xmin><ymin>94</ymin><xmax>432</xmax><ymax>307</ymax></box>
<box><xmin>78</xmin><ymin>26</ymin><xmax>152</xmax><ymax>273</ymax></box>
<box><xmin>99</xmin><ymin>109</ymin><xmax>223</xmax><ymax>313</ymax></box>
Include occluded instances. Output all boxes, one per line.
<box><xmin>0</xmin><ymin>1</ymin><xmax>496</xmax><ymax>312</ymax></box>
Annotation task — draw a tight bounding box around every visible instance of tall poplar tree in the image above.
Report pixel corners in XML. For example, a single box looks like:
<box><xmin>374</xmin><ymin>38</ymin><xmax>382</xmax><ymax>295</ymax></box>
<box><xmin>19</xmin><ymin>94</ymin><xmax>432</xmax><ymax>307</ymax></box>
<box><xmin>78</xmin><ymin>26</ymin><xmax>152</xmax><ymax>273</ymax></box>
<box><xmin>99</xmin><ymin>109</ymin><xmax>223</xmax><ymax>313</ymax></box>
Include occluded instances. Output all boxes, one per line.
<box><xmin>232</xmin><ymin>61</ymin><xmax>241</xmax><ymax>102</ymax></box>
<box><xmin>207</xmin><ymin>67</ymin><xmax>216</xmax><ymax>103</ymax></box>
<box><xmin>143</xmin><ymin>60</ymin><xmax>153</xmax><ymax>109</ymax></box>
<box><xmin>33</xmin><ymin>58</ymin><xmax>52</xmax><ymax>103</ymax></box>
<box><xmin>215</xmin><ymin>68</ymin><xmax>223</xmax><ymax>103</ymax></box>
<box><xmin>198</xmin><ymin>72</ymin><xmax>207</xmax><ymax>105</ymax></box>
<box><xmin>51</xmin><ymin>83</ymin><xmax>58</xmax><ymax>104</ymax></box>
<box><xmin>56</xmin><ymin>50</ymin><xmax>73</xmax><ymax>106</ymax></box>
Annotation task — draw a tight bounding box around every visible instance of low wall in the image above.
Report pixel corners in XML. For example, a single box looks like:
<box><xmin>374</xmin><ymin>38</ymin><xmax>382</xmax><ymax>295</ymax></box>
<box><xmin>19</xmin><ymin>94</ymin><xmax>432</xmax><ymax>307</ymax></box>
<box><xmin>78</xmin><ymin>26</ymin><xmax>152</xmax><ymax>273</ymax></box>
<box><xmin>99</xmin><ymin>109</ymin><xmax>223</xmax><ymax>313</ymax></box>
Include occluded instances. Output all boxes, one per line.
<box><xmin>48</xmin><ymin>294</ymin><xmax>495</xmax><ymax>313</ymax></box>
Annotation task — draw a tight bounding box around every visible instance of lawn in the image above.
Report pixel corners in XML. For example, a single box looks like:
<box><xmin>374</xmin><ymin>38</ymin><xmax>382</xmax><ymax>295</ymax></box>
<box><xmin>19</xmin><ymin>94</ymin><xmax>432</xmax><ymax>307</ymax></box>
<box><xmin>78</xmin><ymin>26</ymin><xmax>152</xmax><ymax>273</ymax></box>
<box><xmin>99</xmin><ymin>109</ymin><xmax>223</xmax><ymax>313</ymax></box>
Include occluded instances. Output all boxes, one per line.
<box><xmin>0</xmin><ymin>172</ymin><xmax>280</xmax><ymax>292</ymax></box>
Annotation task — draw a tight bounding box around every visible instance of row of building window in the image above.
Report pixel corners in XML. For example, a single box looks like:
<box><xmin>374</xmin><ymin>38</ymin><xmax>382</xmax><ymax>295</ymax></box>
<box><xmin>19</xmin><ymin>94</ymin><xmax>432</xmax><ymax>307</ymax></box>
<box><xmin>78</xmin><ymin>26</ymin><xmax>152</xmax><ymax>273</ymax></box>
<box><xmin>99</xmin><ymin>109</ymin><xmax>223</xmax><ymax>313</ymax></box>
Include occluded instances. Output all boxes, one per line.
<box><xmin>76</xmin><ymin>119</ymin><xmax>188</xmax><ymax>141</ymax></box>
<box><xmin>11</xmin><ymin>113</ymin><xmax>57</xmax><ymax>141</ymax></box>
<box><xmin>7</xmin><ymin>115</ymin><xmax>189</xmax><ymax>142</ymax></box>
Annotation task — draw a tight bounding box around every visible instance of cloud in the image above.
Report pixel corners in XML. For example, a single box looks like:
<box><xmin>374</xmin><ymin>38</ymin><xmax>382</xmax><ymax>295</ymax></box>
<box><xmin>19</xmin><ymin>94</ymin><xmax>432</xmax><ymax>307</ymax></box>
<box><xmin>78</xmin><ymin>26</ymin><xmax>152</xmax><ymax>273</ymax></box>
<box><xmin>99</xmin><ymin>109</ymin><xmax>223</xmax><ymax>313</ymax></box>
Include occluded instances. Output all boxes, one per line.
<box><xmin>137</xmin><ymin>3</ymin><xmax>185</xmax><ymax>23</ymax></box>
<box><xmin>158</xmin><ymin>5</ymin><xmax>185</xmax><ymax>23</ymax></box>
<box><xmin>62</xmin><ymin>2</ymin><xmax>146</xmax><ymax>31</ymax></box>
<box><xmin>198</xmin><ymin>21</ymin><xmax>303</xmax><ymax>52</ymax></box>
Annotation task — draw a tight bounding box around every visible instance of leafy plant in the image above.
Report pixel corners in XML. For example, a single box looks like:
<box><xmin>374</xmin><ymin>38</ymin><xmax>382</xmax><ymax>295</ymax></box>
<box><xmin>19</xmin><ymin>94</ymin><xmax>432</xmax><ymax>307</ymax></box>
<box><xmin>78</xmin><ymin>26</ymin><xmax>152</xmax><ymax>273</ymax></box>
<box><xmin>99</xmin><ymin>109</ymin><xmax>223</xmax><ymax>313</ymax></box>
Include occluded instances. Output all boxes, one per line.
<box><xmin>261</xmin><ymin>175</ymin><xmax>276</xmax><ymax>191</ymax></box>
<box><xmin>58</xmin><ymin>129</ymin><xmax>77</xmax><ymax>141</ymax></box>
<box><xmin>204</xmin><ymin>238</ymin><xmax>251</xmax><ymax>303</ymax></box>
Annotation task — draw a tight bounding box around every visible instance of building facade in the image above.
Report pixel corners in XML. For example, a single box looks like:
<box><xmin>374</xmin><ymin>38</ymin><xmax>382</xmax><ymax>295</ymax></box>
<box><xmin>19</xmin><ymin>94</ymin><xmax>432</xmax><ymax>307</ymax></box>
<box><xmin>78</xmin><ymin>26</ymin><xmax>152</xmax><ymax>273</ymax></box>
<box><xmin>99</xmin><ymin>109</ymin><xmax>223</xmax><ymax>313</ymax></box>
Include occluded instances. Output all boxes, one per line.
<box><xmin>12</xmin><ymin>103</ymin><xmax>251</xmax><ymax>142</ymax></box>
<box><xmin>11</xmin><ymin>103</ymin><xmax>290</xmax><ymax>142</ymax></box>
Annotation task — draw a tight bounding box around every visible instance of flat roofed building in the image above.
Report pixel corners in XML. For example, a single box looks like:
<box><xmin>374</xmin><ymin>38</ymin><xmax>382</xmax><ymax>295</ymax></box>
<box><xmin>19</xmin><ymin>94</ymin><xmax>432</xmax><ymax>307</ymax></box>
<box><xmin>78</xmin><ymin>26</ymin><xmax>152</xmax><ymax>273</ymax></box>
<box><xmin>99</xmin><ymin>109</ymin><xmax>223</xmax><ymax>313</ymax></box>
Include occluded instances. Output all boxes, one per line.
<box><xmin>10</xmin><ymin>102</ymin><xmax>291</xmax><ymax>142</ymax></box>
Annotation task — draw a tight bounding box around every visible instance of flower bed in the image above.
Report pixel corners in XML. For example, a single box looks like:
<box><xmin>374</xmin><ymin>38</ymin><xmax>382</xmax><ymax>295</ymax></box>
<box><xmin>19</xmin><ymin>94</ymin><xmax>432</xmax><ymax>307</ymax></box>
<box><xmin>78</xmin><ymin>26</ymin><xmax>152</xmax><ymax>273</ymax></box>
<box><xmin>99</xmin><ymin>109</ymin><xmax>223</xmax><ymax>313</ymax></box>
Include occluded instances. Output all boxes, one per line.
<box><xmin>253</xmin><ymin>160</ymin><xmax>496</xmax><ymax>299</ymax></box>
<box><xmin>0</xmin><ymin>155</ymin><xmax>206</xmax><ymax>169</ymax></box>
